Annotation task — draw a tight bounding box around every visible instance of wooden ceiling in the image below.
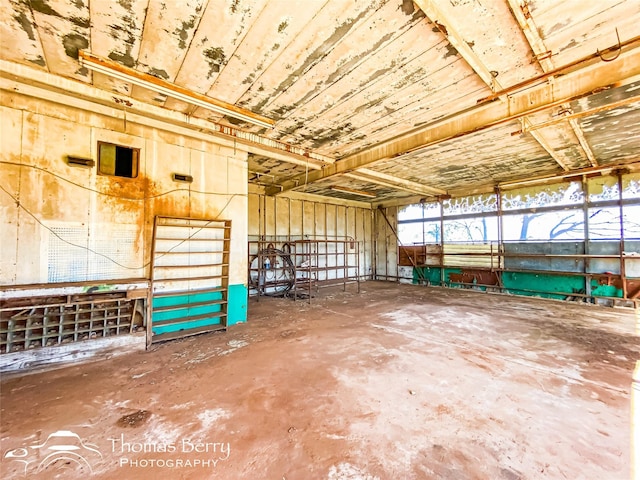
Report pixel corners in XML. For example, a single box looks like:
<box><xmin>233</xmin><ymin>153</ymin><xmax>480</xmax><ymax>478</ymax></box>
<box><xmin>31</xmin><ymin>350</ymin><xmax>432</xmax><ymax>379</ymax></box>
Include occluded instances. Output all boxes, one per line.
<box><xmin>2</xmin><ymin>0</ymin><xmax>640</xmax><ymax>204</ymax></box>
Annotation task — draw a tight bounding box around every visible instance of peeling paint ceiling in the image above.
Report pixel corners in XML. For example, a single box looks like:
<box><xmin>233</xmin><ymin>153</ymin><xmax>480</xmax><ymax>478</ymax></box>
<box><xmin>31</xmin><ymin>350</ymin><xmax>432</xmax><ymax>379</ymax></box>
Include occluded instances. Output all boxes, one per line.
<box><xmin>1</xmin><ymin>0</ymin><xmax>640</xmax><ymax>204</ymax></box>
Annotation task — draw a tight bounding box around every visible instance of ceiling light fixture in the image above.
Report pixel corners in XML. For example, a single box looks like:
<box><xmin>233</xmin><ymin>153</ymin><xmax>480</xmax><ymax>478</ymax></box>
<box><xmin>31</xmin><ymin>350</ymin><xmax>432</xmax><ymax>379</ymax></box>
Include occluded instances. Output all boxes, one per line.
<box><xmin>78</xmin><ymin>50</ymin><xmax>275</xmax><ymax>129</ymax></box>
<box><xmin>330</xmin><ymin>185</ymin><xmax>377</xmax><ymax>198</ymax></box>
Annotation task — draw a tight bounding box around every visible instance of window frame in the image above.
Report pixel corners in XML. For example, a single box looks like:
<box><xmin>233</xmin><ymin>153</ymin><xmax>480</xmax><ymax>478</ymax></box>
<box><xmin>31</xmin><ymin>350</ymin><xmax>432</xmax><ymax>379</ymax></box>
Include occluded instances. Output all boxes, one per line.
<box><xmin>97</xmin><ymin>141</ymin><xmax>140</xmax><ymax>179</ymax></box>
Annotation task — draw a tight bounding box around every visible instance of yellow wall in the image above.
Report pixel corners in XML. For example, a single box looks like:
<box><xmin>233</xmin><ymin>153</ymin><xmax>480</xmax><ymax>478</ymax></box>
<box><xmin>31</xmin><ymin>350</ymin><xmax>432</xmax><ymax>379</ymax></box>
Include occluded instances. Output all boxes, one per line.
<box><xmin>0</xmin><ymin>90</ymin><xmax>248</xmax><ymax>287</ymax></box>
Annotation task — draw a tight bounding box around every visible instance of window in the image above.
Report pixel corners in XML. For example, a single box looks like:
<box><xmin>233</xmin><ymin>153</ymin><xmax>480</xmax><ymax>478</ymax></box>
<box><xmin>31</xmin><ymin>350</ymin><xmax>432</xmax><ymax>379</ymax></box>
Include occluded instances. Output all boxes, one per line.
<box><xmin>502</xmin><ymin>180</ymin><xmax>583</xmax><ymax>211</ymax></box>
<box><xmin>502</xmin><ymin>210</ymin><xmax>584</xmax><ymax>241</ymax></box>
<box><xmin>98</xmin><ymin>142</ymin><xmax>139</xmax><ymax>178</ymax></box>
<box><xmin>444</xmin><ymin>216</ymin><xmax>498</xmax><ymax>242</ymax></box>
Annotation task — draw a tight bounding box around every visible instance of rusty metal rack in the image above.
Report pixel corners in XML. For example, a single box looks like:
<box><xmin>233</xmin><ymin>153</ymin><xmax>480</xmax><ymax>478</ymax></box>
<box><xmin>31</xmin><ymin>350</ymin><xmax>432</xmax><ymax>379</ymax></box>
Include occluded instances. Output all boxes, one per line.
<box><xmin>292</xmin><ymin>239</ymin><xmax>360</xmax><ymax>303</ymax></box>
<box><xmin>1</xmin><ymin>290</ymin><xmax>145</xmax><ymax>354</ymax></box>
<box><xmin>248</xmin><ymin>237</ymin><xmax>361</xmax><ymax>303</ymax></box>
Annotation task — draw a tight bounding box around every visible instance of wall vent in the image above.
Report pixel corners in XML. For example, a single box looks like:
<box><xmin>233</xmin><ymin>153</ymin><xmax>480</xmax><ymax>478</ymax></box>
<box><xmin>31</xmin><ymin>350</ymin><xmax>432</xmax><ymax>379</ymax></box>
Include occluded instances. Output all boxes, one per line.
<box><xmin>172</xmin><ymin>173</ymin><xmax>194</xmax><ymax>183</ymax></box>
<box><xmin>67</xmin><ymin>156</ymin><xmax>95</xmax><ymax>168</ymax></box>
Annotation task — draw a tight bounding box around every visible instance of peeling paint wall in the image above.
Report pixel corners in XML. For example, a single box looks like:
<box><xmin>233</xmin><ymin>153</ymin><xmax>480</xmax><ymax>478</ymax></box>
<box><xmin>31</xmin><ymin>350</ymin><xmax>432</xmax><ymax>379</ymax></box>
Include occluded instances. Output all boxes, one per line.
<box><xmin>248</xmin><ymin>193</ymin><xmax>374</xmax><ymax>280</ymax></box>
<box><xmin>0</xmin><ymin>90</ymin><xmax>248</xmax><ymax>289</ymax></box>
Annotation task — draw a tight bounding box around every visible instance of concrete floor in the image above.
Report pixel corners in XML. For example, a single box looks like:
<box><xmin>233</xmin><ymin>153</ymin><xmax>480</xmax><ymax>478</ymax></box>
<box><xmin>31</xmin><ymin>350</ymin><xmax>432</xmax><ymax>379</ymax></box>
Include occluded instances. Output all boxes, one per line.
<box><xmin>1</xmin><ymin>282</ymin><xmax>638</xmax><ymax>480</ymax></box>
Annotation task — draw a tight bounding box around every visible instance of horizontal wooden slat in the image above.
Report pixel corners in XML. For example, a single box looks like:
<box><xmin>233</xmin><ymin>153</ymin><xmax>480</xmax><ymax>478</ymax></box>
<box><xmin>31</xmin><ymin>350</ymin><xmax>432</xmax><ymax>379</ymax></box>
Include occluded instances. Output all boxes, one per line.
<box><xmin>153</xmin><ymin>299</ymin><xmax>227</xmax><ymax>313</ymax></box>
<box><xmin>151</xmin><ymin>286</ymin><xmax>226</xmax><ymax>298</ymax></box>
<box><xmin>152</xmin><ymin>274</ymin><xmax>228</xmax><ymax>283</ymax></box>
<box><xmin>152</xmin><ymin>324</ymin><xmax>226</xmax><ymax>343</ymax></box>
<box><xmin>153</xmin><ymin>263</ymin><xmax>228</xmax><ymax>269</ymax></box>
<box><xmin>152</xmin><ymin>311</ymin><xmax>226</xmax><ymax>327</ymax></box>
<box><xmin>154</xmin><ymin>236</ymin><xmax>227</xmax><ymax>242</ymax></box>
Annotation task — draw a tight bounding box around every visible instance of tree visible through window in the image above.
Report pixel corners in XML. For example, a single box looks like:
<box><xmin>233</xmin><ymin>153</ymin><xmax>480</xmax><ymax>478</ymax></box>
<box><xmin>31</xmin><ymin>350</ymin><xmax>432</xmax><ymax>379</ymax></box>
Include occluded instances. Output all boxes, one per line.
<box><xmin>397</xmin><ymin>174</ymin><xmax>640</xmax><ymax>244</ymax></box>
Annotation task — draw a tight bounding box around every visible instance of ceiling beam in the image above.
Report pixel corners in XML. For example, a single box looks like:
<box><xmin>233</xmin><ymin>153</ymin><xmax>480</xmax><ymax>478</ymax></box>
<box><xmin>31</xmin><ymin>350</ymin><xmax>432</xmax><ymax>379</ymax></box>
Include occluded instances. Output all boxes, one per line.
<box><xmin>265</xmin><ymin>42</ymin><xmax>640</xmax><ymax>195</ymax></box>
<box><xmin>498</xmin><ymin>161</ymin><xmax>640</xmax><ymax>188</ymax></box>
<box><xmin>505</xmin><ymin>0</ymin><xmax>554</xmax><ymax>71</ymax></box>
<box><xmin>345</xmin><ymin>169</ymin><xmax>446</xmax><ymax>196</ymax></box>
<box><xmin>524</xmin><ymin>87</ymin><xmax>640</xmax><ymax>131</ymax></box>
<box><xmin>567</xmin><ymin>117</ymin><xmax>597</xmax><ymax>167</ymax></box>
<box><xmin>416</xmin><ymin>0</ymin><xmax>582</xmax><ymax>171</ymax></box>
<box><xmin>507</xmin><ymin>0</ymin><xmax>598</xmax><ymax>166</ymax></box>
<box><xmin>520</xmin><ymin>117</ymin><xmax>569</xmax><ymax>171</ymax></box>
<box><xmin>517</xmin><ymin>114</ymin><xmax>577</xmax><ymax>170</ymax></box>
<box><xmin>371</xmin><ymin>160</ymin><xmax>640</xmax><ymax>207</ymax></box>
<box><xmin>413</xmin><ymin>0</ymin><xmax>502</xmax><ymax>92</ymax></box>
<box><xmin>334</xmin><ymin>0</ymin><xmax>500</xmax><ymax>200</ymax></box>
<box><xmin>79</xmin><ymin>51</ymin><xmax>276</xmax><ymax>129</ymax></box>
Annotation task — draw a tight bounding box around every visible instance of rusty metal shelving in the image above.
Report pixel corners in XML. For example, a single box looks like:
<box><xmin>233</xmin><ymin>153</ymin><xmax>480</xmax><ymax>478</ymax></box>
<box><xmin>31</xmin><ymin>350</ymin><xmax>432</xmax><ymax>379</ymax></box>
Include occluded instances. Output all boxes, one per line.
<box><xmin>248</xmin><ymin>237</ymin><xmax>361</xmax><ymax>303</ymax></box>
<box><xmin>292</xmin><ymin>239</ymin><xmax>361</xmax><ymax>303</ymax></box>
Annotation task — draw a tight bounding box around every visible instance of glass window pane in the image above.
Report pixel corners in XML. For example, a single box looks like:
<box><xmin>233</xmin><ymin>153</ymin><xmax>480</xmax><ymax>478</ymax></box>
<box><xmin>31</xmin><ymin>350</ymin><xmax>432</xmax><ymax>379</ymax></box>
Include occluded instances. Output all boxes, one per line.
<box><xmin>622</xmin><ymin>173</ymin><xmax>640</xmax><ymax>200</ymax></box>
<box><xmin>588</xmin><ymin>176</ymin><xmax>618</xmax><ymax>202</ymax></box>
<box><xmin>398</xmin><ymin>201</ymin><xmax>440</xmax><ymax>221</ymax></box>
<box><xmin>98</xmin><ymin>143</ymin><xmax>116</xmax><ymax>175</ymax></box>
<box><xmin>442</xmin><ymin>193</ymin><xmax>497</xmax><ymax>216</ymax></box>
<box><xmin>623</xmin><ymin>204</ymin><xmax>640</xmax><ymax>239</ymax></box>
<box><xmin>502</xmin><ymin>180</ymin><xmax>583</xmax><ymax>210</ymax></box>
<box><xmin>503</xmin><ymin>210</ymin><xmax>584</xmax><ymax>241</ymax></box>
<box><xmin>587</xmin><ymin>207</ymin><xmax>621</xmax><ymax>240</ymax></box>
<box><xmin>443</xmin><ymin>216</ymin><xmax>498</xmax><ymax>242</ymax></box>
<box><xmin>398</xmin><ymin>223</ymin><xmax>424</xmax><ymax>244</ymax></box>
<box><xmin>398</xmin><ymin>221</ymin><xmax>441</xmax><ymax>244</ymax></box>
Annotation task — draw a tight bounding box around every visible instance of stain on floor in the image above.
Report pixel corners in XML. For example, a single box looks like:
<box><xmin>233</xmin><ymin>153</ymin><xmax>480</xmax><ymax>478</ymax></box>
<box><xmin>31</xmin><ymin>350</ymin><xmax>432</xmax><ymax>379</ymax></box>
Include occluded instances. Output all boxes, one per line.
<box><xmin>0</xmin><ymin>282</ymin><xmax>637</xmax><ymax>479</ymax></box>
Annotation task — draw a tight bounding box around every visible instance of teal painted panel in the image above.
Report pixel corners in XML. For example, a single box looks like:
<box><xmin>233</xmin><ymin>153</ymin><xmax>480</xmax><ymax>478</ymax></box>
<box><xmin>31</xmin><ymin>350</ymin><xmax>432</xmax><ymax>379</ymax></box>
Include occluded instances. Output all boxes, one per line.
<box><xmin>414</xmin><ymin>267</ymin><xmax>624</xmax><ymax>300</ymax></box>
<box><xmin>590</xmin><ymin>281</ymin><xmax>623</xmax><ymax>298</ymax></box>
<box><xmin>153</xmin><ymin>291</ymin><xmax>222</xmax><ymax>309</ymax></box>
<box><xmin>152</xmin><ymin>291</ymin><xmax>224</xmax><ymax>335</ymax></box>
<box><xmin>227</xmin><ymin>284</ymin><xmax>247</xmax><ymax>326</ymax></box>
<box><xmin>413</xmin><ymin>267</ymin><xmax>442</xmax><ymax>285</ymax></box>
<box><xmin>412</xmin><ymin>267</ymin><xmax>465</xmax><ymax>286</ymax></box>
<box><xmin>502</xmin><ymin>271</ymin><xmax>584</xmax><ymax>299</ymax></box>
<box><xmin>443</xmin><ymin>268</ymin><xmax>463</xmax><ymax>287</ymax></box>
<box><xmin>153</xmin><ymin>317</ymin><xmax>222</xmax><ymax>335</ymax></box>
<box><xmin>154</xmin><ymin>303</ymin><xmax>222</xmax><ymax>322</ymax></box>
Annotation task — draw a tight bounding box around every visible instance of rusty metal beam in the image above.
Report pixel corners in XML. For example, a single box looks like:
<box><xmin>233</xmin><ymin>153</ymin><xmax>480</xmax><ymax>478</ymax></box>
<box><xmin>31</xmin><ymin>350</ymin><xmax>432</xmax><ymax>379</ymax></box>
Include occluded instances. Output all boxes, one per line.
<box><xmin>266</xmin><ymin>41</ymin><xmax>640</xmax><ymax>195</ymax></box>
<box><xmin>506</xmin><ymin>0</ymin><xmax>554</xmax><ymax>71</ymax></box>
<box><xmin>498</xmin><ymin>161</ymin><xmax>640</xmax><ymax>189</ymax></box>
<box><xmin>525</xmin><ymin>92</ymin><xmax>640</xmax><ymax>131</ymax></box>
<box><xmin>570</xmin><ymin>119</ymin><xmax>598</xmax><ymax>167</ymax></box>
<box><xmin>418</xmin><ymin>0</ymin><xmax>578</xmax><ymax>173</ymax></box>
<box><xmin>0</xmin><ymin>60</ymin><xmax>337</xmax><ymax>171</ymax></box>
<box><xmin>479</xmin><ymin>34</ymin><xmax>640</xmax><ymax>104</ymax></box>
